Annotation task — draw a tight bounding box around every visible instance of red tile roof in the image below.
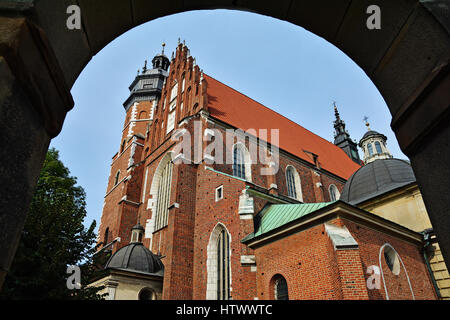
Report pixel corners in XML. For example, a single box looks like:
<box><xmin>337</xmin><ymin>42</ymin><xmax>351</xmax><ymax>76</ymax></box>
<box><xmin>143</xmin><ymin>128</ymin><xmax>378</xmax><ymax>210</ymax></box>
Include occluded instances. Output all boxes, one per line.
<box><xmin>204</xmin><ymin>74</ymin><xmax>361</xmax><ymax>180</ymax></box>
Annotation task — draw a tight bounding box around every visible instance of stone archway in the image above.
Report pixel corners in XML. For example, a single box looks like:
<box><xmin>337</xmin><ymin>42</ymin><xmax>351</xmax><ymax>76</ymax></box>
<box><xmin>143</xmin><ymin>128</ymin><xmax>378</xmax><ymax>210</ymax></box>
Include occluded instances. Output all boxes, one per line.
<box><xmin>0</xmin><ymin>0</ymin><xmax>449</xmax><ymax>290</ymax></box>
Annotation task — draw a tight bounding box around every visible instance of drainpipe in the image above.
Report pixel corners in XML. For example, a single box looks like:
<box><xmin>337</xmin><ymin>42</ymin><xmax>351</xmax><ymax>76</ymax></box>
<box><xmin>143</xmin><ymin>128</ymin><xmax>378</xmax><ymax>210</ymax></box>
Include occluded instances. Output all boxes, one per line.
<box><xmin>421</xmin><ymin>229</ymin><xmax>441</xmax><ymax>299</ymax></box>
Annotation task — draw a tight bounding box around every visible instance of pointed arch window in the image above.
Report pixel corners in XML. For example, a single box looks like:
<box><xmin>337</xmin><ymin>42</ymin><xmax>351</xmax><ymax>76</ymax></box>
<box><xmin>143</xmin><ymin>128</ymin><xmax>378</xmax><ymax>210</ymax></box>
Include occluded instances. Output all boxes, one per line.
<box><xmin>154</xmin><ymin>160</ymin><xmax>173</xmax><ymax>230</ymax></box>
<box><xmin>329</xmin><ymin>184</ymin><xmax>340</xmax><ymax>201</ymax></box>
<box><xmin>206</xmin><ymin>224</ymin><xmax>231</xmax><ymax>300</ymax></box>
<box><xmin>285</xmin><ymin>165</ymin><xmax>303</xmax><ymax>202</ymax></box>
<box><xmin>286</xmin><ymin>166</ymin><xmax>297</xmax><ymax>199</ymax></box>
<box><xmin>217</xmin><ymin>229</ymin><xmax>230</xmax><ymax>300</ymax></box>
<box><xmin>233</xmin><ymin>145</ymin><xmax>246</xmax><ymax>179</ymax></box>
<box><xmin>368</xmin><ymin>143</ymin><xmax>374</xmax><ymax>156</ymax></box>
<box><xmin>375</xmin><ymin>141</ymin><xmax>382</xmax><ymax>154</ymax></box>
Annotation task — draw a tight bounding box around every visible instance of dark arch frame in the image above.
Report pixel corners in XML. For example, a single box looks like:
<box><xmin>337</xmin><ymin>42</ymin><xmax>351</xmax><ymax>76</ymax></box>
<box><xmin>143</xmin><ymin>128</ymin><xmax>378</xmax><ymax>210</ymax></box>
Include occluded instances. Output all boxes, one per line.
<box><xmin>0</xmin><ymin>1</ymin><xmax>449</xmax><ymax>291</ymax></box>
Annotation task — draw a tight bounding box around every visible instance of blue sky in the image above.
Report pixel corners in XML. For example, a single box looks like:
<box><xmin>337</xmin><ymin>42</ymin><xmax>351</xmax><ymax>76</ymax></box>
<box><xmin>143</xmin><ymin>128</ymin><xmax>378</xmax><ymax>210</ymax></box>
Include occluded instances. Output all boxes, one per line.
<box><xmin>50</xmin><ymin>9</ymin><xmax>406</xmax><ymax>231</ymax></box>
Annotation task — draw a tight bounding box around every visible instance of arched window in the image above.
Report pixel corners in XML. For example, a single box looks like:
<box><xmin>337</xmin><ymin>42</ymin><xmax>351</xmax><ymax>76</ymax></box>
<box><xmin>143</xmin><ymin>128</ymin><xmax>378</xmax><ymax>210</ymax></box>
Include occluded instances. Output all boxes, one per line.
<box><xmin>154</xmin><ymin>160</ymin><xmax>173</xmax><ymax>230</ymax></box>
<box><xmin>233</xmin><ymin>144</ymin><xmax>246</xmax><ymax>179</ymax></box>
<box><xmin>286</xmin><ymin>167</ymin><xmax>297</xmax><ymax>198</ymax></box>
<box><xmin>367</xmin><ymin>143</ymin><xmax>374</xmax><ymax>156</ymax></box>
<box><xmin>217</xmin><ymin>228</ymin><xmax>230</xmax><ymax>300</ymax></box>
<box><xmin>114</xmin><ymin>170</ymin><xmax>120</xmax><ymax>186</ymax></box>
<box><xmin>206</xmin><ymin>224</ymin><xmax>231</xmax><ymax>300</ymax></box>
<box><xmin>285</xmin><ymin>166</ymin><xmax>303</xmax><ymax>201</ymax></box>
<box><xmin>375</xmin><ymin>141</ymin><xmax>382</xmax><ymax>154</ymax></box>
<box><xmin>329</xmin><ymin>184</ymin><xmax>340</xmax><ymax>201</ymax></box>
<box><xmin>378</xmin><ymin>243</ymin><xmax>414</xmax><ymax>300</ymax></box>
<box><xmin>139</xmin><ymin>111</ymin><xmax>147</xmax><ymax>119</ymax></box>
<box><xmin>273</xmin><ymin>275</ymin><xmax>289</xmax><ymax>300</ymax></box>
<box><xmin>138</xmin><ymin>288</ymin><xmax>156</xmax><ymax>300</ymax></box>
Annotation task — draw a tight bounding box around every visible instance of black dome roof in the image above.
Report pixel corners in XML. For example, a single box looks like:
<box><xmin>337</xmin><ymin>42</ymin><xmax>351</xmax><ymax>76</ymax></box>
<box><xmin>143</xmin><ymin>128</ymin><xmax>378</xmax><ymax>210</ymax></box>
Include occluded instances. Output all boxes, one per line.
<box><xmin>362</xmin><ymin>130</ymin><xmax>380</xmax><ymax>139</ymax></box>
<box><xmin>340</xmin><ymin>158</ymin><xmax>416</xmax><ymax>205</ymax></box>
<box><xmin>105</xmin><ymin>243</ymin><xmax>164</xmax><ymax>276</ymax></box>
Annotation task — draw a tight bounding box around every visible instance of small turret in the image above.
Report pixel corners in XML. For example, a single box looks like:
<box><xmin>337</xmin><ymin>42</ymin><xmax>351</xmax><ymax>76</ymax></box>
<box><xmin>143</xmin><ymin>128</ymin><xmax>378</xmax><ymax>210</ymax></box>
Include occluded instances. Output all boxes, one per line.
<box><xmin>130</xmin><ymin>222</ymin><xmax>145</xmax><ymax>243</ymax></box>
<box><xmin>359</xmin><ymin>118</ymin><xmax>393</xmax><ymax>164</ymax></box>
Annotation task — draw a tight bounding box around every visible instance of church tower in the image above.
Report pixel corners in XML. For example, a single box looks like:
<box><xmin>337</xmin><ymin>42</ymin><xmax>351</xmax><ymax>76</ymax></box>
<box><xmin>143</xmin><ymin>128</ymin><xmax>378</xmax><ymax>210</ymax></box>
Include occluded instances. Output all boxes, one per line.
<box><xmin>123</xmin><ymin>43</ymin><xmax>169</xmax><ymax>111</ymax></box>
<box><xmin>358</xmin><ymin>120</ymin><xmax>393</xmax><ymax>164</ymax></box>
<box><xmin>97</xmin><ymin>46</ymin><xmax>169</xmax><ymax>253</ymax></box>
<box><xmin>333</xmin><ymin>103</ymin><xmax>361</xmax><ymax>164</ymax></box>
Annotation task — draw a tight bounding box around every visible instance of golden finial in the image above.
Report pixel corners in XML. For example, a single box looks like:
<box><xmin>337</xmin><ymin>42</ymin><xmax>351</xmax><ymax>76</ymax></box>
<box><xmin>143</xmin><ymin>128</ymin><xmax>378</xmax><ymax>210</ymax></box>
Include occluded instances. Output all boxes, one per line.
<box><xmin>161</xmin><ymin>42</ymin><xmax>166</xmax><ymax>55</ymax></box>
<box><xmin>363</xmin><ymin>116</ymin><xmax>371</xmax><ymax>130</ymax></box>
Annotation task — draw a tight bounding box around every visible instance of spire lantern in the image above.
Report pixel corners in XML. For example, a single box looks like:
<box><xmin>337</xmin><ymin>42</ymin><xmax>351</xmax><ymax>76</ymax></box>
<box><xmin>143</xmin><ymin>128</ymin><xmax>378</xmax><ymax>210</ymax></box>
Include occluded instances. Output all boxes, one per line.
<box><xmin>130</xmin><ymin>218</ymin><xmax>144</xmax><ymax>243</ymax></box>
<box><xmin>358</xmin><ymin>121</ymin><xmax>393</xmax><ymax>164</ymax></box>
<box><xmin>123</xmin><ymin>46</ymin><xmax>170</xmax><ymax>111</ymax></box>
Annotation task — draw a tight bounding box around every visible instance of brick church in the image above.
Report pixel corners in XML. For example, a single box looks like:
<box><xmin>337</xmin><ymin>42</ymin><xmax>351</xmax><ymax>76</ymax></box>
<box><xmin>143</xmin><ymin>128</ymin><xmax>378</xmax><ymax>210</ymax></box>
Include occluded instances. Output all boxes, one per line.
<box><xmin>90</xmin><ymin>41</ymin><xmax>439</xmax><ymax>300</ymax></box>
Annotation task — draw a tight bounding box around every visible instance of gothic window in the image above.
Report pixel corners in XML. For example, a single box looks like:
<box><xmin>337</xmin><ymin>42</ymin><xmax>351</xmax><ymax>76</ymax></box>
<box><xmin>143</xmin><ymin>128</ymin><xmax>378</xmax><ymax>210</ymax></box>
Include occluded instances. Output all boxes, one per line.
<box><xmin>114</xmin><ymin>171</ymin><xmax>120</xmax><ymax>186</ymax></box>
<box><xmin>329</xmin><ymin>184</ymin><xmax>340</xmax><ymax>201</ymax></box>
<box><xmin>233</xmin><ymin>144</ymin><xmax>246</xmax><ymax>179</ymax></box>
<box><xmin>286</xmin><ymin>166</ymin><xmax>297</xmax><ymax>199</ymax></box>
<box><xmin>273</xmin><ymin>275</ymin><xmax>289</xmax><ymax>300</ymax></box>
<box><xmin>375</xmin><ymin>141</ymin><xmax>382</xmax><ymax>154</ymax></box>
<box><xmin>368</xmin><ymin>143</ymin><xmax>374</xmax><ymax>156</ymax></box>
<box><xmin>206</xmin><ymin>224</ymin><xmax>231</xmax><ymax>300</ymax></box>
<box><xmin>154</xmin><ymin>160</ymin><xmax>173</xmax><ymax>230</ymax></box>
<box><xmin>216</xmin><ymin>228</ymin><xmax>230</xmax><ymax>300</ymax></box>
<box><xmin>285</xmin><ymin>165</ymin><xmax>303</xmax><ymax>202</ymax></box>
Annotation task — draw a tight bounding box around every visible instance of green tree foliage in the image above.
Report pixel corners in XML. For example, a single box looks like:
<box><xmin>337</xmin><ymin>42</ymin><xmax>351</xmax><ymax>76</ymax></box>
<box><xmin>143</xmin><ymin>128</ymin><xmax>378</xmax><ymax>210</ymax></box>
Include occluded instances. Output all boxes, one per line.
<box><xmin>0</xmin><ymin>148</ymin><xmax>106</xmax><ymax>300</ymax></box>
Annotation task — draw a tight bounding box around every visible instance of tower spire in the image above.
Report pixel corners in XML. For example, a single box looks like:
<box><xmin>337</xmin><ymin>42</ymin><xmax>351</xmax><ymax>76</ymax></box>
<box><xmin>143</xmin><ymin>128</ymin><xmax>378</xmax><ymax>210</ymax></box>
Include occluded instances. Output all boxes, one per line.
<box><xmin>332</xmin><ymin>102</ymin><xmax>361</xmax><ymax>164</ymax></box>
<box><xmin>333</xmin><ymin>101</ymin><xmax>341</xmax><ymax>121</ymax></box>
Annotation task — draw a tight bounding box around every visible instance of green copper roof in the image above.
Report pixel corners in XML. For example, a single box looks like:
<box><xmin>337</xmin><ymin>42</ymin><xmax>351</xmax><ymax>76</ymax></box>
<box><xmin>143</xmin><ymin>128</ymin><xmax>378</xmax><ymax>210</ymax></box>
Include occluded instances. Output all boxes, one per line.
<box><xmin>243</xmin><ymin>202</ymin><xmax>336</xmax><ymax>242</ymax></box>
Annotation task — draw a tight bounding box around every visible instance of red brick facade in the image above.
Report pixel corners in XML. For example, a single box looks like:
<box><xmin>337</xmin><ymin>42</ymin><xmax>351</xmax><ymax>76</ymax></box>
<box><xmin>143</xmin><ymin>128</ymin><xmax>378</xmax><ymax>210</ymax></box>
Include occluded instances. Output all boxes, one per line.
<box><xmin>96</xmin><ymin>43</ymin><xmax>437</xmax><ymax>300</ymax></box>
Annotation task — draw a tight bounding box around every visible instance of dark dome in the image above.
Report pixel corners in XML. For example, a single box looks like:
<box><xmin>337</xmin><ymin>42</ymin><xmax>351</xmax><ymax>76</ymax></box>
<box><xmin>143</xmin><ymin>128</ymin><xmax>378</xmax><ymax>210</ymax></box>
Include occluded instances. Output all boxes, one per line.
<box><xmin>340</xmin><ymin>158</ymin><xmax>416</xmax><ymax>205</ymax></box>
<box><xmin>362</xmin><ymin>130</ymin><xmax>380</xmax><ymax>139</ymax></box>
<box><xmin>360</xmin><ymin>129</ymin><xmax>388</xmax><ymax>142</ymax></box>
<box><xmin>105</xmin><ymin>243</ymin><xmax>164</xmax><ymax>276</ymax></box>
